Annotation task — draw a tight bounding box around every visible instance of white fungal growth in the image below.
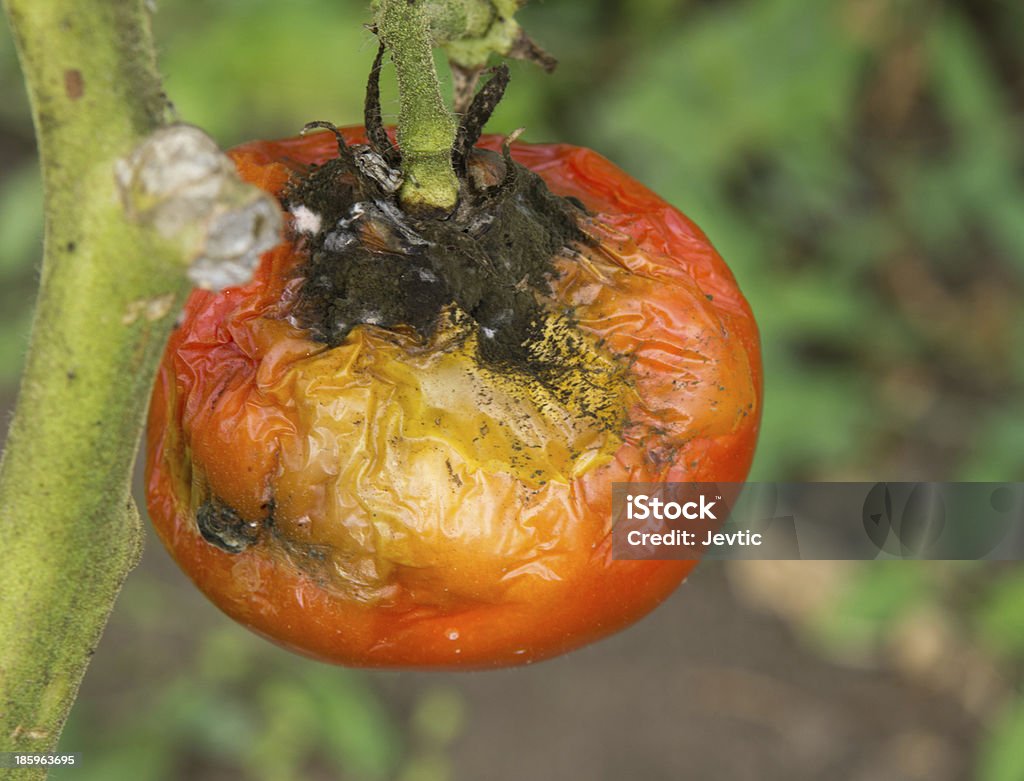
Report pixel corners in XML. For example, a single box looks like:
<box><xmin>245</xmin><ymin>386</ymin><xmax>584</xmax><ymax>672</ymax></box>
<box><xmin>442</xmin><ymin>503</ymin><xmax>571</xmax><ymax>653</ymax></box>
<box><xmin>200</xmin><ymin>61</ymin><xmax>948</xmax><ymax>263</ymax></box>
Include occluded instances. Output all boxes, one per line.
<box><xmin>324</xmin><ymin>230</ymin><xmax>356</xmax><ymax>253</ymax></box>
<box><xmin>290</xmin><ymin>204</ymin><xmax>322</xmax><ymax>235</ymax></box>
<box><xmin>115</xmin><ymin>124</ymin><xmax>282</xmax><ymax>291</ymax></box>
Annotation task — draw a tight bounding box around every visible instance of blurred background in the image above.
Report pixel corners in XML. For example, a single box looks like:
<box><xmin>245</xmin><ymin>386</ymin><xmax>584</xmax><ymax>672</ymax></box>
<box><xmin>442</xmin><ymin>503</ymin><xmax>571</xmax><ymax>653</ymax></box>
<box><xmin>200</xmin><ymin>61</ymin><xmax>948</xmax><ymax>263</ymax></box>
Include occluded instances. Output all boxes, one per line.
<box><xmin>2</xmin><ymin>0</ymin><xmax>1024</xmax><ymax>778</ymax></box>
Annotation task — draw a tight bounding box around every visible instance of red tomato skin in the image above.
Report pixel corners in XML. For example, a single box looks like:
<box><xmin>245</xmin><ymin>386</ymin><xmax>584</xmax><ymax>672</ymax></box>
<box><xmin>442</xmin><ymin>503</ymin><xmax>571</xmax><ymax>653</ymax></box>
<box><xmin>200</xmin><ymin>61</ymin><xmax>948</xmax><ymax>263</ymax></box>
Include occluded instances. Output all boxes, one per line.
<box><xmin>145</xmin><ymin>128</ymin><xmax>762</xmax><ymax>669</ymax></box>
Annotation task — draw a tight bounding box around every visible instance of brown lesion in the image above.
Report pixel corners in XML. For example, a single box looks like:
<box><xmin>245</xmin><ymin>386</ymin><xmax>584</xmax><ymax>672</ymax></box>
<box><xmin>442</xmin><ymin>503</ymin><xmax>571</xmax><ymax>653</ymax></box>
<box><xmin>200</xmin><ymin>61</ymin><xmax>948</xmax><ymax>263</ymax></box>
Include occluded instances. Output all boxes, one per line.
<box><xmin>282</xmin><ymin>145</ymin><xmax>589</xmax><ymax>356</ymax></box>
<box><xmin>281</xmin><ymin>53</ymin><xmax>593</xmax><ymax>382</ymax></box>
<box><xmin>195</xmin><ymin>497</ymin><xmax>264</xmax><ymax>554</ymax></box>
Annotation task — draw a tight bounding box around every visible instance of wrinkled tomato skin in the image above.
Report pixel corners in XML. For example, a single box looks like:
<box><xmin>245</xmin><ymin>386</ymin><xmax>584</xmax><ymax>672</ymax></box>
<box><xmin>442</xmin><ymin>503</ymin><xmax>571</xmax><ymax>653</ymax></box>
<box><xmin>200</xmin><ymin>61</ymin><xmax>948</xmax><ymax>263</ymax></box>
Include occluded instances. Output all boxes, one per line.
<box><xmin>145</xmin><ymin>128</ymin><xmax>762</xmax><ymax>668</ymax></box>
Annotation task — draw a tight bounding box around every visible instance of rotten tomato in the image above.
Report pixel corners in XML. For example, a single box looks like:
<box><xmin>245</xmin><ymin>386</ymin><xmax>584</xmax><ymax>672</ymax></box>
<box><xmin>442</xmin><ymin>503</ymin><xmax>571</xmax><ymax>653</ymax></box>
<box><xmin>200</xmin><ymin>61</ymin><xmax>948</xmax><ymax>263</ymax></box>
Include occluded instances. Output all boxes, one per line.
<box><xmin>145</xmin><ymin>111</ymin><xmax>761</xmax><ymax>668</ymax></box>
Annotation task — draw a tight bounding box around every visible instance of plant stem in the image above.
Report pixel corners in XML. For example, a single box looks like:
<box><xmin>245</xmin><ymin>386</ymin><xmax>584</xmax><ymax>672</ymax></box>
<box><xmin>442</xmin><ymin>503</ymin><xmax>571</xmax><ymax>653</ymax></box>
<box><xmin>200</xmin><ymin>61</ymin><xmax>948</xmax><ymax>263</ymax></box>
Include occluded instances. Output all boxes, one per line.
<box><xmin>0</xmin><ymin>1</ymin><xmax>277</xmax><ymax>772</ymax></box>
<box><xmin>375</xmin><ymin>0</ymin><xmax>461</xmax><ymax>214</ymax></box>
<box><xmin>0</xmin><ymin>0</ymin><xmax>175</xmax><ymax>766</ymax></box>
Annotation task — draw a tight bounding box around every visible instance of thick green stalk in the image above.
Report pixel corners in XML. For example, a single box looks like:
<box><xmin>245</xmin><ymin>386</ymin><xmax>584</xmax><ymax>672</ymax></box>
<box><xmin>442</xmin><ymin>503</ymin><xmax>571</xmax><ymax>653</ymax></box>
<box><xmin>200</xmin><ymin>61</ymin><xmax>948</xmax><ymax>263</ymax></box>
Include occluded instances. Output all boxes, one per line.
<box><xmin>375</xmin><ymin>0</ymin><xmax>461</xmax><ymax>213</ymax></box>
<box><xmin>0</xmin><ymin>1</ymin><xmax>278</xmax><ymax>773</ymax></box>
<box><xmin>0</xmin><ymin>0</ymin><xmax>179</xmax><ymax>767</ymax></box>
<box><xmin>373</xmin><ymin>0</ymin><xmax>548</xmax><ymax>209</ymax></box>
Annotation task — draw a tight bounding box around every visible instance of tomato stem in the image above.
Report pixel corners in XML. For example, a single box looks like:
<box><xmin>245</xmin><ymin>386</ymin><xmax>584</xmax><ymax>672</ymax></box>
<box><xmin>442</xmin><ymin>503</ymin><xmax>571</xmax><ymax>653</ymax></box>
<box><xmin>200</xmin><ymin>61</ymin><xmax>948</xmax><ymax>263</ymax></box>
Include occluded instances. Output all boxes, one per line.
<box><xmin>0</xmin><ymin>0</ymin><xmax>278</xmax><ymax>768</ymax></box>
<box><xmin>374</xmin><ymin>0</ymin><xmax>460</xmax><ymax>214</ymax></box>
<box><xmin>372</xmin><ymin>0</ymin><xmax>555</xmax><ymax>212</ymax></box>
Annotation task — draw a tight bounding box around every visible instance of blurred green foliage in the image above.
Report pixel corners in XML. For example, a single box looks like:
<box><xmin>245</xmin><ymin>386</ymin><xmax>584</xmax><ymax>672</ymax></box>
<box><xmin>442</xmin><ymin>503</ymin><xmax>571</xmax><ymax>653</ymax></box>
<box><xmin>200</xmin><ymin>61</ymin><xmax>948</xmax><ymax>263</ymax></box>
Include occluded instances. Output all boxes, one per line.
<box><xmin>812</xmin><ymin>562</ymin><xmax>934</xmax><ymax>654</ymax></box>
<box><xmin>2</xmin><ymin>0</ymin><xmax>1023</xmax><ymax>779</ymax></box>
<box><xmin>979</xmin><ymin>698</ymin><xmax>1024</xmax><ymax>781</ymax></box>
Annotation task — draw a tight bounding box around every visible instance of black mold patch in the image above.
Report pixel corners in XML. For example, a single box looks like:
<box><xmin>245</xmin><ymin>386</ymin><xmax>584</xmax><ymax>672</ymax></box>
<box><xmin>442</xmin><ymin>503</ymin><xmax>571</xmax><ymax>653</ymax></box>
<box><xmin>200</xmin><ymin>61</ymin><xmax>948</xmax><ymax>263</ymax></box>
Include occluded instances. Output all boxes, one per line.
<box><xmin>196</xmin><ymin>498</ymin><xmax>263</xmax><ymax>553</ymax></box>
<box><xmin>284</xmin><ymin>147</ymin><xmax>590</xmax><ymax>377</ymax></box>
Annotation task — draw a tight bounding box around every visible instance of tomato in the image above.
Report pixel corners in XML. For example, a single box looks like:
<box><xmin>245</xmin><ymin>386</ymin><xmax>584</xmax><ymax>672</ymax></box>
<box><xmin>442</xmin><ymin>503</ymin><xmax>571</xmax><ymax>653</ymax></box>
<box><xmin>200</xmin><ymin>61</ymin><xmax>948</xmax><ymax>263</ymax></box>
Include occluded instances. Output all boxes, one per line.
<box><xmin>145</xmin><ymin>126</ymin><xmax>762</xmax><ymax>668</ymax></box>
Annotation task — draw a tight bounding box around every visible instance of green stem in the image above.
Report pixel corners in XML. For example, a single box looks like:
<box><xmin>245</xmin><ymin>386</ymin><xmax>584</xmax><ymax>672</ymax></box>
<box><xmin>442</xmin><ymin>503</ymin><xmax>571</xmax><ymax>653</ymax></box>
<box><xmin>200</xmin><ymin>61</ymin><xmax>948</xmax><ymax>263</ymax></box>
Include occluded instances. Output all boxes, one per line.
<box><xmin>0</xmin><ymin>1</ymin><xmax>277</xmax><ymax>772</ymax></box>
<box><xmin>375</xmin><ymin>0</ymin><xmax>460</xmax><ymax>214</ymax></box>
<box><xmin>372</xmin><ymin>0</ymin><xmax>548</xmax><ymax>210</ymax></box>
<box><xmin>0</xmin><ymin>0</ymin><xmax>175</xmax><ymax>766</ymax></box>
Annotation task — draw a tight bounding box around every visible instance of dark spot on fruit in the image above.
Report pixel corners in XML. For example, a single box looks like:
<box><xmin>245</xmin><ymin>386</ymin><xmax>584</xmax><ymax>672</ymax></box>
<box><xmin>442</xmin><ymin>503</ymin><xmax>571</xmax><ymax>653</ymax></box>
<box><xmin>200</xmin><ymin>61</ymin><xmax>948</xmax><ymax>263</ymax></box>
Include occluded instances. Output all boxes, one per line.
<box><xmin>445</xmin><ymin>459</ymin><xmax>463</xmax><ymax>488</ymax></box>
<box><xmin>196</xmin><ymin>497</ymin><xmax>264</xmax><ymax>553</ymax></box>
<box><xmin>286</xmin><ymin>148</ymin><xmax>588</xmax><ymax>374</ymax></box>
